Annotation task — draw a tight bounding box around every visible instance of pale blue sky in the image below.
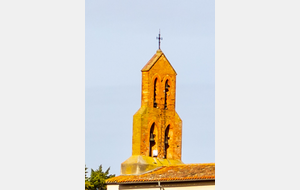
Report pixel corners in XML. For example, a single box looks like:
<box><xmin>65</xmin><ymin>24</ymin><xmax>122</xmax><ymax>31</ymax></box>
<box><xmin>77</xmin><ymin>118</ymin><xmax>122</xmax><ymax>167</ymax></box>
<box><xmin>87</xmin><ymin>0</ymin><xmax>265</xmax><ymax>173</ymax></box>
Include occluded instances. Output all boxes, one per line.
<box><xmin>86</xmin><ymin>0</ymin><xmax>215</xmax><ymax>175</ymax></box>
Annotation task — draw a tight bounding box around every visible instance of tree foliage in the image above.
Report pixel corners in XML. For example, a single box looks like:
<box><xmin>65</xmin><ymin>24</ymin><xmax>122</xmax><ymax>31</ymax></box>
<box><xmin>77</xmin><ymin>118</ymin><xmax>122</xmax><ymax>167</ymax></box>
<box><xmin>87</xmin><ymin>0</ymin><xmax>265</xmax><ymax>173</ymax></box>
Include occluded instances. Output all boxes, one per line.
<box><xmin>85</xmin><ymin>165</ymin><xmax>115</xmax><ymax>190</ymax></box>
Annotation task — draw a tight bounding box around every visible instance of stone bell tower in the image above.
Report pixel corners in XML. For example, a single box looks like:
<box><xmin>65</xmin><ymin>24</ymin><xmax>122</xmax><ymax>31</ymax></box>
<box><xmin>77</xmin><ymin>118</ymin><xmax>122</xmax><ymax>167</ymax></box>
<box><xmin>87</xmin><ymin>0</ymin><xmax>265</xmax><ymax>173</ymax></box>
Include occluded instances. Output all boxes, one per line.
<box><xmin>121</xmin><ymin>49</ymin><xmax>183</xmax><ymax>175</ymax></box>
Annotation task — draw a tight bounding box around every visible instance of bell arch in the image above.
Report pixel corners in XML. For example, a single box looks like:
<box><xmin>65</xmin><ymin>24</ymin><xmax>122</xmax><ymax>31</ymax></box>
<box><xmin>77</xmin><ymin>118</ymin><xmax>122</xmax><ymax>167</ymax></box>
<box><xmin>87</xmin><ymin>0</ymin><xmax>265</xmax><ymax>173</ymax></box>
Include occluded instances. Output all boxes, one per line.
<box><xmin>164</xmin><ymin>124</ymin><xmax>170</xmax><ymax>158</ymax></box>
<box><xmin>151</xmin><ymin>74</ymin><xmax>162</xmax><ymax>108</ymax></box>
<box><xmin>164</xmin><ymin>79</ymin><xmax>170</xmax><ymax>109</ymax></box>
<box><xmin>164</xmin><ymin>122</ymin><xmax>174</xmax><ymax>159</ymax></box>
<box><xmin>162</xmin><ymin>75</ymin><xmax>173</xmax><ymax>110</ymax></box>
<box><xmin>153</xmin><ymin>78</ymin><xmax>158</xmax><ymax>108</ymax></box>
<box><xmin>149</xmin><ymin>122</ymin><xmax>158</xmax><ymax>157</ymax></box>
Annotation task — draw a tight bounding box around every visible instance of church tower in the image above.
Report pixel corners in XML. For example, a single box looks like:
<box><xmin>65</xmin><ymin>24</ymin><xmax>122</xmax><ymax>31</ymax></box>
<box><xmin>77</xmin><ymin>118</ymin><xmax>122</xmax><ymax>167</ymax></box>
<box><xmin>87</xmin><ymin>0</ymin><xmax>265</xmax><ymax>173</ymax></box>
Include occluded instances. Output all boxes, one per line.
<box><xmin>121</xmin><ymin>48</ymin><xmax>183</xmax><ymax>175</ymax></box>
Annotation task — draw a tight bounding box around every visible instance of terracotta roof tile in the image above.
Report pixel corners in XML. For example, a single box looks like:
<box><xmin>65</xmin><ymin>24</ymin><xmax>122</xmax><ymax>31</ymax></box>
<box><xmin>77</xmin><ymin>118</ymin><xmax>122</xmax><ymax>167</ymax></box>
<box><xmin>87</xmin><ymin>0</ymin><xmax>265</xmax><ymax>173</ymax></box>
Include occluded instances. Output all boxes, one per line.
<box><xmin>106</xmin><ymin>163</ymin><xmax>215</xmax><ymax>184</ymax></box>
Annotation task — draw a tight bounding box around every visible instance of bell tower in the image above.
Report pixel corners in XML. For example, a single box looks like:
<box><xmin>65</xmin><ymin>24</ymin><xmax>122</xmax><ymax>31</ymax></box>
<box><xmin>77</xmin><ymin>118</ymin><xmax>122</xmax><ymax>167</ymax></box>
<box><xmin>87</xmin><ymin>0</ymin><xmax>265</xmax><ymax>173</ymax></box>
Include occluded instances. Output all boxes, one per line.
<box><xmin>121</xmin><ymin>49</ymin><xmax>183</xmax><ymax>175</ymax></box>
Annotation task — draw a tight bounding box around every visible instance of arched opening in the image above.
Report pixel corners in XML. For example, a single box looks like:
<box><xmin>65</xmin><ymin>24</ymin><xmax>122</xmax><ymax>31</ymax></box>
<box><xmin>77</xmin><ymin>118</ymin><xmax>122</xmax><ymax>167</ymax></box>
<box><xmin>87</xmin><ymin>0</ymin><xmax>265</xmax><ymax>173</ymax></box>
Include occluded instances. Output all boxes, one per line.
<box><xmin>153</xmin><ymin>78</ymin><xmax>158</xmax><ymax>108</ymax></box>
<box><xmin>149</xmin><ymin>123</ymin><xmax>157</xmax><ymax>157</ymax></box>
<box><xmin>164</xmin><ymin>80</ymin><xmax>170</xmax><ymax>109</ymax></box>
<box><xmin>164</xmin><ymin>125</ymin><xmax>170</xmax><ymax>158</ymax></box>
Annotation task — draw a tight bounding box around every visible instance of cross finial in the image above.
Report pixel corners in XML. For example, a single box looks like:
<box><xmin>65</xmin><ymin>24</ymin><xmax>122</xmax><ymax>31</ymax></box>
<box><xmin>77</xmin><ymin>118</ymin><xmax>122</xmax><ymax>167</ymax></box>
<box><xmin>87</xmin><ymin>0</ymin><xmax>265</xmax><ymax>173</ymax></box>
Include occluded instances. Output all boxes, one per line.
<box><xmin>156</xmin><ymin>29</ymin><xmax>163</xmax><ymax>50</ymax></box>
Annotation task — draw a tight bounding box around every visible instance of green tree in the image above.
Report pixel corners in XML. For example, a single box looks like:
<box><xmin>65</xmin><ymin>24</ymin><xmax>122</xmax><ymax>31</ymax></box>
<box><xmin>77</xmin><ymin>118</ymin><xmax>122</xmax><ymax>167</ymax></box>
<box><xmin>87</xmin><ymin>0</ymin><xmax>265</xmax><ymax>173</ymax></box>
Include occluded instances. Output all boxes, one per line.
<box><xmin>85</xmin><ymin>165</ymin><xmax>94</xmax><ymax>190</ymax></box>
<box><xmin>85</xmin><ymin>165</ymin><xmax>88</xmax><ymax>179</ymax></box>
<box><xmin>85</xmin><ymin>165</ymin><xmax>115</xmax><ymax>190</ymax></box>
<box><xmin>85</xmin><ymin>180</ymin><xmax>94</xmax><ymax>190</ymax></box>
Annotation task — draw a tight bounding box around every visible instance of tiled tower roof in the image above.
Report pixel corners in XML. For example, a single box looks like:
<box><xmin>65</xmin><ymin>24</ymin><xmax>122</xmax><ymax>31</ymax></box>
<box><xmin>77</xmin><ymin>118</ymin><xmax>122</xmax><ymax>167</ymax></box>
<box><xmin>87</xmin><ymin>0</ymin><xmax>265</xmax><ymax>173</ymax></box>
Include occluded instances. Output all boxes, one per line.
<box><xmin>141</xmin><ymin>49</ymin><xmax>177</xmax><ymax>74</ymax></box>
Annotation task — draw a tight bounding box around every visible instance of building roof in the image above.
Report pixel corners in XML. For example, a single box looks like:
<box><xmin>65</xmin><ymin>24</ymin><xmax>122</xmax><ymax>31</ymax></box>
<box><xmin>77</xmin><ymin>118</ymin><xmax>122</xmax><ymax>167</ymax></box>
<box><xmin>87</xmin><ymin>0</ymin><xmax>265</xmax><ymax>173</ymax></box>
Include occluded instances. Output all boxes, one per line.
<box><xmin>106</xmin><ymin>163</ymin><xmax>215</xmax><ymax>184</ymax></box>
<box><xmin>141</xmin><ymin>49</ymin><xmax>177</xmax><ymax>74</ymax></box>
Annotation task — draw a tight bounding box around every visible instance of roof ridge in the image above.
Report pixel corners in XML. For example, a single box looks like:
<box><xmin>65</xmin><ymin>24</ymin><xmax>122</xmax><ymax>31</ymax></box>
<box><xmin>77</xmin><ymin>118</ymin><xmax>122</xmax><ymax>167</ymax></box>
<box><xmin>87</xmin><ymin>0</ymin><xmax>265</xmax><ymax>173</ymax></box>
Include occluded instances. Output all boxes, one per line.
<box><xmin>141</xmin><ymin>50</ymin><xmax>163</xmax><ymax>71</ymax></box>
<box><xmin>119</xmin><ymin>166</ymin><xmax>164</xmax><ymax>176</ymax></box>
<box><xmin>141</xmin><ymin>50</ymin><xmax>177</xmax><ymax>74</ymax></box>
<box><xmin>165</xmin><ymin>163</ymin><xmax>215</xmax><ymax>166</ymax></box>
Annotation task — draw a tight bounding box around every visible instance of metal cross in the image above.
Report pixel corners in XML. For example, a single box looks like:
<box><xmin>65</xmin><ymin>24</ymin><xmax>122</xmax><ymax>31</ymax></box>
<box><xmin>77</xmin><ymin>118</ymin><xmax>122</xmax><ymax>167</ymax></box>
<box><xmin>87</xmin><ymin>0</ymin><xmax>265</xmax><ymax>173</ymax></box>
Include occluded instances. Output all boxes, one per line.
<box><xmin>156</xmin><ymin>30</ymin><xmax>163</xmax><ymax>49</ymax></box>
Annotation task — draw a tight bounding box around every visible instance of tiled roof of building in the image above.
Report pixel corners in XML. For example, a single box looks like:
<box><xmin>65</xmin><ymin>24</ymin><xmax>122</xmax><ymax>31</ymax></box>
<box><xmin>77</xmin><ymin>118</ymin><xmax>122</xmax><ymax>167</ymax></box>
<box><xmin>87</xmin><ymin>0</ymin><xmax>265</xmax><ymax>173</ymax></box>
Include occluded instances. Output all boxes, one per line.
<box><xmin>106</xmin><ymin>163</ymin><xmax>215</xmax><ymax>184</ymax></box>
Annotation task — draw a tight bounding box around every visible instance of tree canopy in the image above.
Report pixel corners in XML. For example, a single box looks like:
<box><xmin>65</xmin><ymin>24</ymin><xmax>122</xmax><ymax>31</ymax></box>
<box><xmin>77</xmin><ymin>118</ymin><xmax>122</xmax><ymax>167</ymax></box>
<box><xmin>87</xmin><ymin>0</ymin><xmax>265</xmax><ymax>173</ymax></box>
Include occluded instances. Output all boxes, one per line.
<box><xmin>85</xmin><ymin>165</ymin><xmax>115</xmax><ymax>190</ymax></box>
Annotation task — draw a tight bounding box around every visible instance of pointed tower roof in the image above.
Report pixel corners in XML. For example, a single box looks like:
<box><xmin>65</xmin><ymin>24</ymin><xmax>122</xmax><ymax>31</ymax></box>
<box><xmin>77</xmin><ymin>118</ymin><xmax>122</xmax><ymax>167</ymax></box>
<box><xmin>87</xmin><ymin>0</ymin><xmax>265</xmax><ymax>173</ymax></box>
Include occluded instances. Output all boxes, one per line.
<box><xmin>141</xmin><ymin>49</ymin><xmax>177</xmax><ymax>75</ymax></box>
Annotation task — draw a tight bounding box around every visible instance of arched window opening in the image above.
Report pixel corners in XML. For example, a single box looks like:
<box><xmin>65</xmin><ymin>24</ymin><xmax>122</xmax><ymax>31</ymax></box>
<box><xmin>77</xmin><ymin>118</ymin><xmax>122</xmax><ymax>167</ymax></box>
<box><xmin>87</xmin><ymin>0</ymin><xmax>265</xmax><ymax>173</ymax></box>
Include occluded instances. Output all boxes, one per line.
<box><xmin>164</xmin><ymin>125</ymin><xmax>170</xmax><ymax>158</ymax></box>
<box><xmin>149</xmin><ymin>123</ymin><xmax>156</xmax><ymax>157</ymax></box>
<box><xmin>153</xmin><ymin>78</ymin><xmax>158</xmax><ymax>108</ymax></box>
<box><xmin>164</xmin><ymin>80</ymin><xmax>170</xmax><ymax>109</ymax></box>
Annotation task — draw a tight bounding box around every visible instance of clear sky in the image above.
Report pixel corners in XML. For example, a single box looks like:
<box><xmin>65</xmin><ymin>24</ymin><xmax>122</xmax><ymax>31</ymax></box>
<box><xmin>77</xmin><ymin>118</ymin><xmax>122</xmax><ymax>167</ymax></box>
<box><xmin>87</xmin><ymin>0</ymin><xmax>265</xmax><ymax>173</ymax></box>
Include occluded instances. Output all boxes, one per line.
<box><xmin>85</xmin><ymin>0</ymin><xmax>215</xmax><ymax>176</ymax></box>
